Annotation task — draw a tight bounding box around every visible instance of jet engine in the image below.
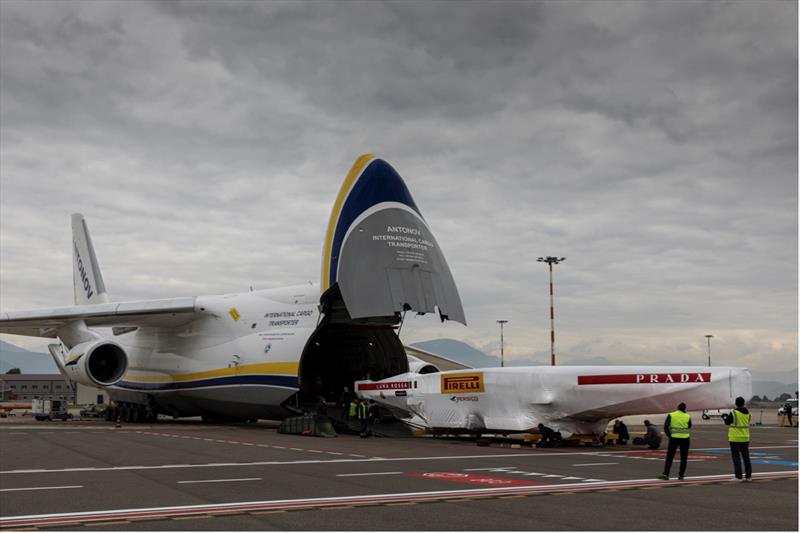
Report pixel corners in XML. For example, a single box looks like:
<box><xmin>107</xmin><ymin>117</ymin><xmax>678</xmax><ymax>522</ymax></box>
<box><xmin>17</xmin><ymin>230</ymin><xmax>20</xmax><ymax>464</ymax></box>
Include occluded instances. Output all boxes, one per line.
<box><xmin>62</xmin><ymin>339</ymin><xmax>128</xmax><ymax>387</ymax></box>
<box><xmin>407</xmin><ymin>354</ymin><xmax>439</xmax><ymax>375</ymax></box>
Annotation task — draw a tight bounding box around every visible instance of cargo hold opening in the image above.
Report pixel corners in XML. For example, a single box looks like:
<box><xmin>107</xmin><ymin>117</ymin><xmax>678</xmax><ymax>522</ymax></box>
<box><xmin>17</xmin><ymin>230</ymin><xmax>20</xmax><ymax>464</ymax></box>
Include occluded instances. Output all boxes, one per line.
<box><xmin>296</xmin><ymin>285</ymin><xmax>408</xmax><ymax>403</ymax></box>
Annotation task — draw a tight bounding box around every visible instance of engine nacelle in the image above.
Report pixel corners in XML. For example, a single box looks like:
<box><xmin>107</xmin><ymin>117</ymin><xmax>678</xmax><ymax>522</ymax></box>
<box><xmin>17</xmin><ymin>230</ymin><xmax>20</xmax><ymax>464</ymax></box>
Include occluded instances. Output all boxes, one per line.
<box><xmin>407</xmin><ymin>354</ymin><xmax>439</xmax><ymax>375</ymax></box>
<box><xmin>62</xmin><ymin>340</ymin><xmax>128</xmax><ymax>387</ymax></box>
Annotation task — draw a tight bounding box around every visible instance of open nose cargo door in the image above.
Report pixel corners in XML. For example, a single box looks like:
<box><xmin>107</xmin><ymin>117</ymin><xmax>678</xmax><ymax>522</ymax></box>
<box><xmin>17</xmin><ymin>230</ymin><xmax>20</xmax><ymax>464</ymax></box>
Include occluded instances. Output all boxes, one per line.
<box><xmin>321</xmin><ymin>154</ymin><xmax>466</xmax><ymax>325</ymax></box>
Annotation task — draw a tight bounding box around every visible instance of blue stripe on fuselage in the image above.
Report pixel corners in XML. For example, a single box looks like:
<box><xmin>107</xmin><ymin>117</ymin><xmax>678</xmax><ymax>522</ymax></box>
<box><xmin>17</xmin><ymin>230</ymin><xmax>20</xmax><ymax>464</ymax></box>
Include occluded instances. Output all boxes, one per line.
<box><xmin>117</xmin><ymin>374</ymin><xmax>299</xmax><ymax>391</ymax></box>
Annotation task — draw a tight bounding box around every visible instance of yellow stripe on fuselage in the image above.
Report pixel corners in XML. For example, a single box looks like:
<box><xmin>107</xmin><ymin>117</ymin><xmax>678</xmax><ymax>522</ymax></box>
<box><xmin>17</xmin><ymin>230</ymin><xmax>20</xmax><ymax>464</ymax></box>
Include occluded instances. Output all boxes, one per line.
<box><xmin>122</xmin><ymin>361</ymin><xmax>300</xmax><ymax>383</ymax></box>
<box><xmin>321</xmin><ymin>153</ymin><xmax>375</xmax><ymax>291</ymax></box>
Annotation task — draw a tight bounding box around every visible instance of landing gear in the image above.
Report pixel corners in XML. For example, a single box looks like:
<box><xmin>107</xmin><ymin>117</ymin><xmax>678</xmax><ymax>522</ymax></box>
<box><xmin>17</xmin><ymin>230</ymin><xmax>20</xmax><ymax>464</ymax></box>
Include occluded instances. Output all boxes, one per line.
<box><xmin>108</xmin><ymin>402</ymin><xmax>156</xmax><ymax>424</ymax></box>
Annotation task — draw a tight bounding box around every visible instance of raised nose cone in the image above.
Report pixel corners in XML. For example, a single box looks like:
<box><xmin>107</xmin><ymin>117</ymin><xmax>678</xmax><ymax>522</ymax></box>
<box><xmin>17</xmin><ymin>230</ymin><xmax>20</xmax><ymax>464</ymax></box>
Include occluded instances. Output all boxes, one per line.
<box><xmin>322</xmin><ymin>155</ymin><xmax>466</xmax><ymax>325</ymax></box>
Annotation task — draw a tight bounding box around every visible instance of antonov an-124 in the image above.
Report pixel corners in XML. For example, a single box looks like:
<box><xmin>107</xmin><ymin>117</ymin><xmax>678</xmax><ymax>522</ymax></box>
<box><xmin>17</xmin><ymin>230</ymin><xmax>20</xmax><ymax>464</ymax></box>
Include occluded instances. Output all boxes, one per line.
<box><xmin>0</xmin><ymin>155</ymin><xmax>466</xmax><ymax>421</ymax></box>
<box><xmin>1</xmin><ymin>154</ymin><xmax>751</xmax><ymax>431</ymax></box>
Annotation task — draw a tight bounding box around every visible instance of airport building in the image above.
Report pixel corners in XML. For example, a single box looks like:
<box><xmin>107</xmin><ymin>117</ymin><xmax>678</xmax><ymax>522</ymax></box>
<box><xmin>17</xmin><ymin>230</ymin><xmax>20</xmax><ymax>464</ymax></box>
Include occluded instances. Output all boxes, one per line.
<box><xmin>0</xmin><ymin>373</ymin><xmax>76</xmax><ymax>403</ymax></box>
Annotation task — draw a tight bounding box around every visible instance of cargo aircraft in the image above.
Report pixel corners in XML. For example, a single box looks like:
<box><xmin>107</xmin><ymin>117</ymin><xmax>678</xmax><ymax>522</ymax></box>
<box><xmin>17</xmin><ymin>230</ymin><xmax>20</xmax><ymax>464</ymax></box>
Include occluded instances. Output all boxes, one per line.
<box><xmin>0</xmin><ymin>155</ymin><xmax>467</xmax><ymax>422</ymax></box>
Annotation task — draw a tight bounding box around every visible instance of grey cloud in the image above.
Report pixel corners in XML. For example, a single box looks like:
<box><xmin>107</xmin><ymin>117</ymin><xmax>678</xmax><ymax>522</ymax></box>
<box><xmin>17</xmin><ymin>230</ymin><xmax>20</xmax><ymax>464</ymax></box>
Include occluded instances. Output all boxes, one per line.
<box><xmin>1</xmin><ymin>0</ymin><xmax>796</xmax><ymax>371</ymax></box>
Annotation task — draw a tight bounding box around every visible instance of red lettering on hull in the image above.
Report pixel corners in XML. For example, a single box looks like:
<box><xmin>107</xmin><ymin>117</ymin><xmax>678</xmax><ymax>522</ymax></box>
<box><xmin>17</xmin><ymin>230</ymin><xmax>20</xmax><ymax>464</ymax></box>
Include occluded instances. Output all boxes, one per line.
<box><xmin>577</xmin><ymin>373</ymin><xmax>711</xmax><ymax>385</ymax></box>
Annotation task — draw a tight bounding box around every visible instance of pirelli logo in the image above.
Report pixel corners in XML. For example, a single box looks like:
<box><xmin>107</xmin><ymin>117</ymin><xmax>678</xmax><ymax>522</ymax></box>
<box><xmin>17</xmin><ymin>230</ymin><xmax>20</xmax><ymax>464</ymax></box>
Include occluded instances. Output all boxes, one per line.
<box><xmin>441</xmin><ymin>372</ymin><xmax>484</xmax><ymax>394</ymax></box>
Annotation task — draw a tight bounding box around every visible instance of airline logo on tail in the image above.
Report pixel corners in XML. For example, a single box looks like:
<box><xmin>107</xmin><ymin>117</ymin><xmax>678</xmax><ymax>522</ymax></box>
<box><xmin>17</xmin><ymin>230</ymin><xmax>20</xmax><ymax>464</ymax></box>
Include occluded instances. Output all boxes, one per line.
<box><xmin>73</xmin><ymin>242</ymin><xmax>95</xmax><ymax>300</ymax></box>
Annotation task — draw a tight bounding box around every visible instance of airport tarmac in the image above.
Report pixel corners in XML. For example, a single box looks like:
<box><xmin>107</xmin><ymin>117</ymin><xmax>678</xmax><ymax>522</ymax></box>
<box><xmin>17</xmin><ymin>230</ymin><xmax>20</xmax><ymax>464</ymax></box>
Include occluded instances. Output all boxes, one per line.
<box><xmin>0</xmin><ymin>417</ymin><xmax>796</xmax><ymax>531</ymax></box>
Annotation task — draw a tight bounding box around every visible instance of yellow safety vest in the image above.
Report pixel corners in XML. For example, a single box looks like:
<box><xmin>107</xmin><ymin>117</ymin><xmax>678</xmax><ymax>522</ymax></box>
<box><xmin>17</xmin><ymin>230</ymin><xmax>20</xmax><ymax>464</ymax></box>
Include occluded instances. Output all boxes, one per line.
<box><xmin>669</xmin><ymin>410</ymin><xmax>691</xmax><ymax>439</ymax></box>
<box><xmin>728</xmin><ymin>409</ymin><xmax>751</xmax><ymax>443</ymax></box>
<box><xmin>349</xmin><ymin>402</ymin><xmax>358</xmax><ymax>417</ymax></box>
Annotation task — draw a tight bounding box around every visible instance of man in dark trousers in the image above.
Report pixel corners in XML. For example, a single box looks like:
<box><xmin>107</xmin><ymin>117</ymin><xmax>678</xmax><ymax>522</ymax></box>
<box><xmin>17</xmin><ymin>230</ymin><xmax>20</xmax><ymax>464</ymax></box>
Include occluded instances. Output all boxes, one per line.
<box><xmin>659</xmin><ymin>402</ymin><xmax>692</xmax><ymax>480</ymax></box>
<box><xmin>536</xmin><ymin>423</ymin><xmax>559</xmax><ymax>448</ymax></box>
<box><xmin>783</xmin><ymin>402</ymin><xmax>794</xmax><ymax>427</ymax></box>
<box><xmin>613</xmin><ymin>419</ymin><xmax>630</xmax><ymax>445</ymax></box>
<box><xmin>724</xmin><ymin>396</ymin><xmax>752</xmax><ymax>481</ymax></box>
<box><xmin>340</xmin><ymin>386</ymin><xmax>354</xmax><ymax>420</ymax></box>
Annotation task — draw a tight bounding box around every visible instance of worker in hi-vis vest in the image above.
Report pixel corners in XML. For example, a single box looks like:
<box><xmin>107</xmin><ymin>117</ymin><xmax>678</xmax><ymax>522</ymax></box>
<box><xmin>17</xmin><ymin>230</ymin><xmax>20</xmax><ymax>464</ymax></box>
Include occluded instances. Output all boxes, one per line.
<box><xmin>724</xmin><ymin>396</ymin><xmax>752</xmax><ymax>481</ymax></box>
<box><xmin>659</xmin><ymin>402</ymin><xmax>692</xmax><ymax>480</ymax></box>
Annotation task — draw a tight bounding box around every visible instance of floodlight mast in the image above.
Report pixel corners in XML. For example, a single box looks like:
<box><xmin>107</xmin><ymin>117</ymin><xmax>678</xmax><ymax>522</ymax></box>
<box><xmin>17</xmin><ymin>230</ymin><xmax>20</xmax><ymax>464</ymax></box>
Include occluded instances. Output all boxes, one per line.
<box><xmin>537</xmin><ymin>256</ymin><xmax>566</xmax><ymax>366</ymax></box>
<box><xmin>704</xmin><ymin>334</ymin><xmax>713</xmax><ymax>367</ymax></box>
<box><xmin>497</xmin><ymin>320</ymin><xmax>508</xmax><ymax>368</ymax></box>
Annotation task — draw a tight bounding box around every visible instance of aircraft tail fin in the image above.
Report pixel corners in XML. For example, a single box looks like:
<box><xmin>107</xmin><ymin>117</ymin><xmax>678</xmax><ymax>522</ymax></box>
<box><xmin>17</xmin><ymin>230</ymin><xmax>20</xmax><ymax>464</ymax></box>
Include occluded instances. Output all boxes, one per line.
<box><xmin>71</xmin><ymin>214</ymin><xmax>109</xmax><ymax>306</ymax></box>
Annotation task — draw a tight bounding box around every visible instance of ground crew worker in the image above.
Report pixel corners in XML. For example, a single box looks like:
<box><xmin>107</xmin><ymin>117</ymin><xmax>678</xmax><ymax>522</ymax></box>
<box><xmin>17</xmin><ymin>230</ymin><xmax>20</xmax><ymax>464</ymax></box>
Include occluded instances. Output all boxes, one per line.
<box><xmin>724</xmin><ymin>396</ymin><xmax>752</xmax><ymax>481</ymax></box>
<box><xmin>348</xmin><ymin>398</ymin><xmax>358</xmax><ymax>424</ymax></box>
<box><xmin>783</xmin><ymin>402</ymin><xmax>794</xmax><ymax>427</ymax></box>
<box><xmin>642</xmin><ymin>420</ymin><xmax>662</xmax><ymax>449</ymax></box>
<box><xmin>357</xmin><ymin>399</ymin><xmax>369</xmax><ymax>438</ymax></box>
<box><xmin>659</xmin><ymin>402</ymin><xmax>691</xmax><ymax>480</ymax></box>
<box><xmin>340</xmin><ymin>386</ymin><xmax>354</xmax><ymax>419</ymax></box>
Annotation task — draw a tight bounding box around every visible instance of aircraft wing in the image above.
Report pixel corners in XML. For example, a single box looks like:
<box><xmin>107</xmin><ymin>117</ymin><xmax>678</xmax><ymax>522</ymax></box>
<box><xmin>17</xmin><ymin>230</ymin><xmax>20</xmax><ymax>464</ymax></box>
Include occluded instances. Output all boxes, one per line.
<box><xmin>0</xmin><ymin>297</ymin><xmax>198</xmax><ymax>338</ymax></box>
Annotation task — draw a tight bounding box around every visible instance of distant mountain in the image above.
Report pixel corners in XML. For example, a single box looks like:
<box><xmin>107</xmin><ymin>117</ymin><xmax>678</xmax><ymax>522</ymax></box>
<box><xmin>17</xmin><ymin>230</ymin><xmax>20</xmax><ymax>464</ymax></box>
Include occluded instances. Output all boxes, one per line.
<box><xmin>0</xmin><ymin>340</ymin><xmax>57</xmax><ymax>374</ymax></box>
<box><xmin>752</xmin><ymin>381</ymin><xmax>799</xmax><ymax>401</ymax></box>
<box><xmin>410</xmin><ymin>339</ymin><xmax>501</xmax><ymax>368</ymax></box>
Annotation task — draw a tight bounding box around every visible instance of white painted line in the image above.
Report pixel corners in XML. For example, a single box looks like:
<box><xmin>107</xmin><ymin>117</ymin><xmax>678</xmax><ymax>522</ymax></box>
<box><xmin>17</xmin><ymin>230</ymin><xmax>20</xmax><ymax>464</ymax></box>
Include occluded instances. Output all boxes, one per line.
<box><xmin>2</xmin><ymin>444</ymin><xmax>793</xmax><ymax>476</ymax></box>
<box><xmin>6</xmin><ymin>471</ymin><xmax>796</xmax><ymax>527</ymax></box>
<box><xmin>0</xmin><ymin>485</ymin><xmax>83</xmax><ymax>492</ymax></box>
<box><xmin>572</xmin><ymin>462</ymin><xmax>619</xmax><ymax>467</ymax></box>
<box><xmin>177</xmin><ymin>478</ymin><xmax>261</xmax><ymax>484</ymax></box>
<box><xmin>336</xmin><ymin>472</ymin><xmax>403</xmax><ymax>477</ymax></box>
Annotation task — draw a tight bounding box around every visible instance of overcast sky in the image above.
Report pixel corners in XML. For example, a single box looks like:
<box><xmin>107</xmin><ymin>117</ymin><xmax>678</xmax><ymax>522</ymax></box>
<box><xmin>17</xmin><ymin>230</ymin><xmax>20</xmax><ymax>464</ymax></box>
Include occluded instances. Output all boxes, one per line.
<box><xmin>0</xmin><ymin>1</ymin><xmax>796</xmax><ymax>372</ymax></box>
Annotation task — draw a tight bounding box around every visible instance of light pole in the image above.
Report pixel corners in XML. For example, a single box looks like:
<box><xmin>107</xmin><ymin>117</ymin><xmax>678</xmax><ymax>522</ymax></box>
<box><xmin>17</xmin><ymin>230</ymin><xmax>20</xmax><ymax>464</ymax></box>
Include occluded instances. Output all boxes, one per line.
<box><xmin>704</xmin><ymin>334</ymin><xmax>713</xmax><ymax>367</ymax></box>
<box><xmin>537</xmin><ymin>256</ymin><xmax>566</xmax><ymax>366</ymax></box>
<box><xmin>497</xmin><ymin>320</ymin><xmax>508</xmax><ymax>367</ymax></box>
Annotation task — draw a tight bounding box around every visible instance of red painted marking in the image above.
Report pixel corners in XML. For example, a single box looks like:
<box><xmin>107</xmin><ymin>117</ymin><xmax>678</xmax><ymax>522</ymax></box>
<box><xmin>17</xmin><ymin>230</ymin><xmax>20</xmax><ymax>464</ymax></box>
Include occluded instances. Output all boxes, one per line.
<box><xmin>578</xmin><ymin>373</ymin><xmax>711</xmax><ymax>385</ymax></box>
<box><xmin>356</xmin><ymin>381</ymin><xmax>411</xmax><ymax>391</ymax></box>
<box><xmin>407</xmin><ymin>472</ymin><xmax>543</xmax><ymax>487</ymax></box>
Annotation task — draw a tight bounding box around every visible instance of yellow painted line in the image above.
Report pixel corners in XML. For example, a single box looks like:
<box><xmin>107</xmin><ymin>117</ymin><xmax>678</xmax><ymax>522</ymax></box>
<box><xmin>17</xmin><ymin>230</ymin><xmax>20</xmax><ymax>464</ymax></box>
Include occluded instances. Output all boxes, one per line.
<box><xmin>172</xmin><ymin>515</ymin><xmax>212</xmax><ymax>521</ymax></box>
<box><xmin>322</xmin><ymin>506</ymin><xmax>354</xmax><ymax>511</ymax></box>
<box><xmin>321</xmin><ymin>153</ymin><xmax>374</xmax><ymax>290</ymax></box>
<box><xmin>86</xmin><ymin>520</ymin><xmax>132</xmax><ymax>527</ymax></box>
<box><xmin>123</xmin><ymin>361</ymin><xmax>299</xmax><ymax>383</ymax></box>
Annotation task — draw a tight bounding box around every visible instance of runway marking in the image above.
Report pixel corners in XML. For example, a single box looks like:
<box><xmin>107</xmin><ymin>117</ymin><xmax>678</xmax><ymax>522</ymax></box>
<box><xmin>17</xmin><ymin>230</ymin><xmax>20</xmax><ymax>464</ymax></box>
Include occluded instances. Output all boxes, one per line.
<box><xmin>572</xmin><ymin>462</ymin><xmax>618</xmax><ymax>467</ymax></box>
<box><xmin>336</xmin><ymin>472</ymin><xmax>403</xmax><ymax>477</ymax></box>
<box><xmin>1</xmin><ymin>445</ymin><xmax>794</xmax><ymax>475</ymax></box>
<box><xmin>0</xmin><ymin>471</ymin><xmax>795</xmax><ymax>528</ymax></box>
<box><xmin>0</xmin><ymin>485</ymin><xmax>82</xmax><ymax>492</ymax></box>
<box><xmin>177</xmin><ymin>478</ymin><xmax>262</xmax><ymax>484</ymax></box>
